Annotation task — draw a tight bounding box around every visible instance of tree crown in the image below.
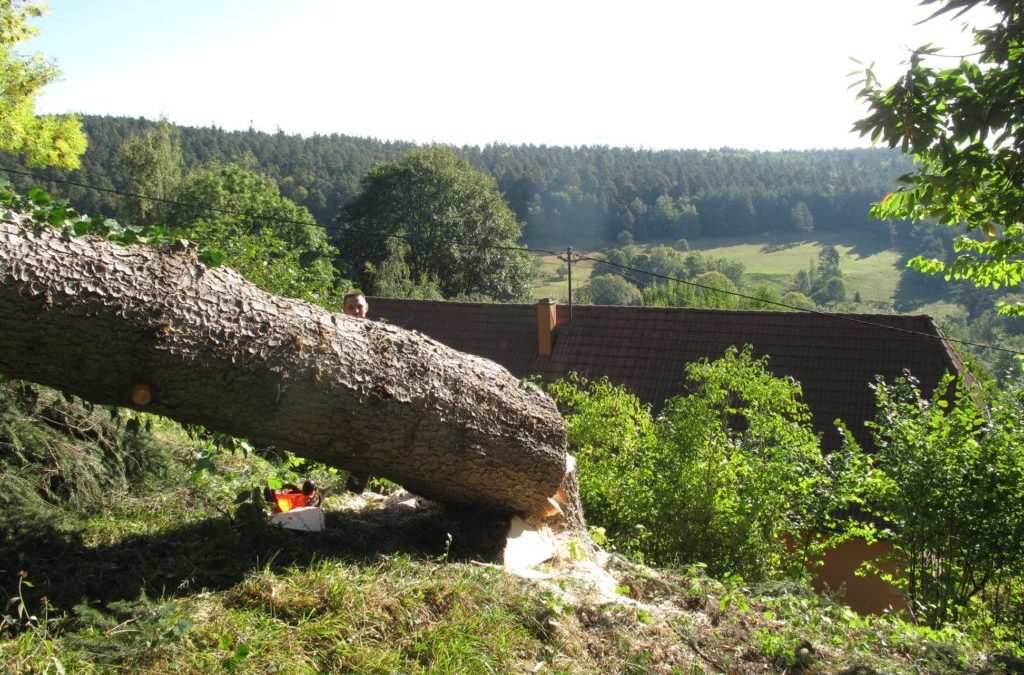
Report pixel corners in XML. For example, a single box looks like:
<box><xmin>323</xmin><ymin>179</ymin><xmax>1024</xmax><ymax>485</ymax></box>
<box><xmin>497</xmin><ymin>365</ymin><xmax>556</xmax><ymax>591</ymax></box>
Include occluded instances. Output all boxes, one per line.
<box><xmin>337</xmin><ymin>146</ymin><xmax>531</xmax><ymax>302</ymax></box>
<box><xmin>0</xmin><ymin>0</ymin><xmax>86</xmax><ymax>168</ymax></box>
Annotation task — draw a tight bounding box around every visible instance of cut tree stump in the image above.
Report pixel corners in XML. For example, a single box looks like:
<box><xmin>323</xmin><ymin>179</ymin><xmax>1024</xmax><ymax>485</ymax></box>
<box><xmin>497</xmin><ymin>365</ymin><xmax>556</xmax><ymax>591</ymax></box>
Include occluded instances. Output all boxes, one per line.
<box><xmin>0</xmin><ymin>220</ymin><xmax>580</xmax><ymax>521</ymax></box>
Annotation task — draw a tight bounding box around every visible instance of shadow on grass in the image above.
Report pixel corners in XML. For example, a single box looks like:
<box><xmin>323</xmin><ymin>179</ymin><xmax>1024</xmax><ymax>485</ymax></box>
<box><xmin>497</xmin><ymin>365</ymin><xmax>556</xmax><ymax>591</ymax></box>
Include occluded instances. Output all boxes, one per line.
<box><xmin>2</xmin><ymin>501</ymin><xmax>511</xmax><ymax>613</ymax></box>
<box><xmin>891</xmin><ymin>255</ymin><xmax>952</xmax><ymax>312</ymax></box>
<box><xmin>841</xmin><ymin>232</ymin><xmax>896</xmax><ymax>259</ymax></box>
<box><xmin>689</xmin><ymin>231</ymin><xmax>896</xmax><ymax>259</ymax></box>
<box><xmin>759</xmin><ymin>239</ymin><xmax>812</xmax><ymax>253</ymax></box>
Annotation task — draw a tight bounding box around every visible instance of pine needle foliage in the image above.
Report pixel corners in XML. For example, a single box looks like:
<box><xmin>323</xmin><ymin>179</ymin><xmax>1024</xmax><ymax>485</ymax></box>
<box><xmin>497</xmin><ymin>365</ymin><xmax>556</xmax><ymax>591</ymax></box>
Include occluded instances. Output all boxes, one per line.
<box><xmin>0</xmin><ymin>377</ymin><xmax>179</xmax><ymax>553</ymax></box>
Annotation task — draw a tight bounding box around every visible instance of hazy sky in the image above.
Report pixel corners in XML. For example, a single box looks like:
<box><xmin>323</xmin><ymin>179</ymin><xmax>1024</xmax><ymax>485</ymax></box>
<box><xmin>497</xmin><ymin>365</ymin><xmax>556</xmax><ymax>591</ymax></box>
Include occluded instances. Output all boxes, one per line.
<box><xmin>27</xmin><ymin>0</ymin><xmax>990</xmax><ymax>151</ymax></box>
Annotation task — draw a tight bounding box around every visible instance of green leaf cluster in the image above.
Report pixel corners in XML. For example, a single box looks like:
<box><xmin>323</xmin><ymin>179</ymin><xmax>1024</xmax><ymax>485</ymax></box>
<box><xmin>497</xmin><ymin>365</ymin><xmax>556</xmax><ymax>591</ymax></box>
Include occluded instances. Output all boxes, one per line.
<box><xmin>120</xmin><ymin>119</ymin><xmax>182</xmax><ymax>225</ymax></box>
<box><xmin>858</xmin><ymin>372</ymin><xmax>1024</xmax><ymax>632</ymax></box>
<box><xmin>579</xmin><ymin>273</ymin><xmax>643</xmax><ymax>306</ymax></box>
<box><xmin>589</xmin><ymin>244</ymin><xmax>753</xmax><ymax>309</ymax></box>
<box><xmin>165</xmin><ymin>162</ymin><xmax>345</xmax><ymax>309</ymax></box>
<box><xmin>853</xmin><ymin>0</ymin><xmax>1024</xmax><ymax>315</ymax></box>
<box><xmin>548</xmin><ymin>346</ymin><xmax>861</xmax><ymax>580</ymax></box>
<box><xmin>0</xmin><ymin>0</ymin><xmax>86</xmax><ymax>168</ymax></box>
<box><xmin>0</xmin><ymin>179</ymin><xmax>173</xmax><ymax>246</ymax></box>
<box><xmin>793</xmin><ymin>245</ymin><xmax>847</xmax><ymax>305</ymax></box>
<box><xmin>337</xmin><ymin>146</ymin><xmax>531</xmax><ymax>301</ymax></box>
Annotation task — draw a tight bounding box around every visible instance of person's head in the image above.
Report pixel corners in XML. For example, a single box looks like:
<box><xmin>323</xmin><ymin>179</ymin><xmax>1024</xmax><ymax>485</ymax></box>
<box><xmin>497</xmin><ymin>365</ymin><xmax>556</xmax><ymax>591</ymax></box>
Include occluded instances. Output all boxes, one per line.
<box><xmin>343</xmin><ymin>290</ymin><xmax>368</xmax><ymax>318</ymax></box>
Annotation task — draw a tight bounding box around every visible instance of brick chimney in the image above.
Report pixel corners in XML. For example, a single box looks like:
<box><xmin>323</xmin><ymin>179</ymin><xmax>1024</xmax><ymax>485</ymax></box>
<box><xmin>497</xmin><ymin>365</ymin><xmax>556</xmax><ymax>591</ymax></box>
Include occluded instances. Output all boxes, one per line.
<box><xmin>537</xmin><ymin>298</ymin><xmax>557</xmax><ymax>356</ymax></box>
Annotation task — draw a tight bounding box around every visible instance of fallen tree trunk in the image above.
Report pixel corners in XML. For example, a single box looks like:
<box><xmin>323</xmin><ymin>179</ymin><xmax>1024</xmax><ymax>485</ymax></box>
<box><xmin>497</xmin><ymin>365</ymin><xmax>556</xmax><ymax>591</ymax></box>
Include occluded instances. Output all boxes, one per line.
<box><xmin>0</xmin><ymin>220</ymin><xmax>575</xmax><ymax>519</ymax></box>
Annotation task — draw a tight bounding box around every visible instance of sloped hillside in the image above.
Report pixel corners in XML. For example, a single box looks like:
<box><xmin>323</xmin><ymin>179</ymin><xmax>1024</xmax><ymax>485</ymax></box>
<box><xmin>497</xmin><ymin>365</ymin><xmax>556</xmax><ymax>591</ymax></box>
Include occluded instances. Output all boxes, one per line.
<box><xmin>1</xmin><ymin>380</ymin><xmax>1013</xmax><ymax>674</ymax></box>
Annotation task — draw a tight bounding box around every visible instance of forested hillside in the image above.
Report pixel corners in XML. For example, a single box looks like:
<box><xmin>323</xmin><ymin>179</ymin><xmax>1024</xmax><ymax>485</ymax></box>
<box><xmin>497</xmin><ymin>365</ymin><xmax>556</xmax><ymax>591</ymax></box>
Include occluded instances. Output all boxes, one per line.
<box><xmin>12</xmin><ymin>115</ymin><xmax>1023</xmax><ymax>378</ymax></box>
<box><xmin>3</xmin><ymin>115</ymin><xmax>914</xmax><ymax>247</ymax></box>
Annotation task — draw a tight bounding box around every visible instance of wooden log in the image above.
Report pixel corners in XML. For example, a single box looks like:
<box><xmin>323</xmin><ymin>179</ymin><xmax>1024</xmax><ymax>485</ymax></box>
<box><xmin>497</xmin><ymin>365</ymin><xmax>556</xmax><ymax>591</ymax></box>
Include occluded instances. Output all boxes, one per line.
<box><xmin>0</xmin><ymin>220</ymin><xmax>575</xmax><ymax>518</ymax></box>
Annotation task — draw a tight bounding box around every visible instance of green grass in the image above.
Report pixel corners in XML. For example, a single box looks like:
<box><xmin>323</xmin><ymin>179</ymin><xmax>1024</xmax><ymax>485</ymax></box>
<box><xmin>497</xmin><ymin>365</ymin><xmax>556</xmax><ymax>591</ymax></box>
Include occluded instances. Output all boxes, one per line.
<box><xmin>530</xmin><ymin>252</ymin><xmax>602</xmax><ymax>303</ymax></box>
<box><xmin>2</xmin><ymin>380</ymin><xmax>1017</xmax><ymax>673</ymax></box>
<box><xmin>529</xmin><ymin>232</ymin><xmax>907</xmax><ymax>308</ymax></box>
<box><xmin>3</xmin><ymin>502</ymin><xmax>1010</xmax><ymax>674</ymax></box>
<box><xmin>685</xmin><ymin>233</ymin><xmax>904</xmax><ymax>306</ymax></box>
<box><xmin>914</xmin><ymin>300</ymin><xmax>966</xmax><ymax>324</ymax></box>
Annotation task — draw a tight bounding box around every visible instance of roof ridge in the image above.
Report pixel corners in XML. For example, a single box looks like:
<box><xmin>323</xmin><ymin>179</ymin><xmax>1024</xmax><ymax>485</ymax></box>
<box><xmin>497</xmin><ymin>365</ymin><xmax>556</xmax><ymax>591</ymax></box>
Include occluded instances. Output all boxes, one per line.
<box><xmin>370</xmin><ymin>296</ymin><xmax>939</xmax><ymax>324</ymax></box>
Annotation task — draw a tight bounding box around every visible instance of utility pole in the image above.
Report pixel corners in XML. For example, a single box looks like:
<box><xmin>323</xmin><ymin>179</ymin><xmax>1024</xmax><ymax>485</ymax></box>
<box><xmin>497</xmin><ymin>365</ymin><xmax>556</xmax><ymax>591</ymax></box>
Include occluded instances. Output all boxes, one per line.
<box><xmin>567</xmin><ymin>246</ymin><xmax>573</xmax><ymax>323</ymax></box>
<box><xmin>558</xmin><ymin>246</ymin><xmax>583</xmax><ymax>324</ymax></box>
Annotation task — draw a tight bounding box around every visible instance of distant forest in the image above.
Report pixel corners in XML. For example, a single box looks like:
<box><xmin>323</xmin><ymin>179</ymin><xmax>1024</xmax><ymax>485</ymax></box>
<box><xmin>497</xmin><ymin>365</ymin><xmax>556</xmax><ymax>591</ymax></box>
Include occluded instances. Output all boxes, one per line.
<box><xmin>2</xmin><ymin>115</ymin><xmax>922</xmax><ymax>249</ymax></box>
<box><xmin>7</xmin><ymin>115</ymin><xmax>1020</xmax><ymax>378</ymax></box>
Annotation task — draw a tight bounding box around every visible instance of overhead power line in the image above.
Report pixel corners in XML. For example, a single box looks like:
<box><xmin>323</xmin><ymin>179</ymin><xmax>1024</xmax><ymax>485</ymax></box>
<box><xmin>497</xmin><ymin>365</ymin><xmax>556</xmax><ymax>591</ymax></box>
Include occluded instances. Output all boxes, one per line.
<box><xmin>4</xmin><ymin>165</ymin><xmax>1021</xmax><ymax>356</ymax></box>
<box><xmin>2</xmin><ymin>165</ymin><xmax>557</xmax><ymax>257</ymax></box>
<box><xmin>2</xmin><ymin>166</ymin><xmax>325</xmax><ymax>229</ymax></box>
<box><xmin>584</xmin><ymin>255</ymin><xmax>1024</xmax><ymax>357</ymax></box>
<box><xmin>333</xmin><ymin>221</ymin><xmax>558</xmax><ymax>256</ymax></box>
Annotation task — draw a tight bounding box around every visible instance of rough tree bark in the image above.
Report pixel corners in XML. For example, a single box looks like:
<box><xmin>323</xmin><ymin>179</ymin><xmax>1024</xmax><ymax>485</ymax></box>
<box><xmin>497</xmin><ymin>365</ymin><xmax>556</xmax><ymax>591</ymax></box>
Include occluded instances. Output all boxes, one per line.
<box><xmin>0</xmin><ymin>221</ymin><xmax>581</xmax><ymax>521</ymax></box>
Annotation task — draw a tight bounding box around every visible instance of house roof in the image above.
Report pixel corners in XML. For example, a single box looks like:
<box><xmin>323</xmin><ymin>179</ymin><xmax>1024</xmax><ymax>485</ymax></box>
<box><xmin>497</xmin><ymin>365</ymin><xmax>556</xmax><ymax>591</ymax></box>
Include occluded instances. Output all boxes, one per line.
<box><xmin>369</xmin><ymin>298</ymin><xmax>964</xmax><ymax>450</ymax></box>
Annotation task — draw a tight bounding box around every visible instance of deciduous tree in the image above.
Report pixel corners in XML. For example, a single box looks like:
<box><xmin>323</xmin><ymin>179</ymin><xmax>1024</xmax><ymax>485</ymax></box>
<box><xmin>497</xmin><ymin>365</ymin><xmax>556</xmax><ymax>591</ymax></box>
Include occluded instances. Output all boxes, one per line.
<box><xmin>0</xmin><ymin>0</ymin><xmax>86</xmax><ymax>168</ymax></box>
<box><xmin>854</xmin><ymin>0</ymin><xmax>1024</xmax><ymax>314</ymax></box>
<box><xmin>337</xmin><ymin>146</ymin><xmax>531</xmax><ymax>301</ymax></box>
<box><xmin>120</xmin><ymin>119</ymin><xmax>182</xmax><ymax>224</ymax></box>
<box><xmin>693</xmin><ymin>270</ymin><xmax>738</xmax><ymax>309</ymax></box>
<box><xmin>790</xmin><ymin>200</ymin><xmax>814</xmax><ymax>233</ymax></box>
<box><xmin>166</xmin><ymin>162</ymin><xmax>342</xmax><ymax>308</ymax></box>
<box><xmin>582</xmin><ymin>273</ymin><xmax>643</xmax><ymax>306</ymax></box>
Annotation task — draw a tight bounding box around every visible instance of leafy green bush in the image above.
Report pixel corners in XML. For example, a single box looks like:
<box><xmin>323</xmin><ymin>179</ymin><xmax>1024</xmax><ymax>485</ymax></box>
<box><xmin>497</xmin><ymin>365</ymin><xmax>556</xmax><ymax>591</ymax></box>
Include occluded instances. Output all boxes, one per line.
<box><xmin>858</xmin><ymin>373</ymin><xmax>1024</xmax><ymax>634</ymax></box>
<box><xmin>549</xmin><ymin>346</ymin><xmax>859</xmax><ymax>580</ymax></box>
<box><xmin>546</xmin><ymin>374</ymin><xmax>656</xmax><ymax>555</ymax></box>
<box><xmin>654</xmin><ymin>347</ymin><xmax>860</xmax><ymax>577</ymax></box>
<box><xmin>167</xmin><ymin>162</ymin><xmax>346</xmax><ymax>309</ymax></box>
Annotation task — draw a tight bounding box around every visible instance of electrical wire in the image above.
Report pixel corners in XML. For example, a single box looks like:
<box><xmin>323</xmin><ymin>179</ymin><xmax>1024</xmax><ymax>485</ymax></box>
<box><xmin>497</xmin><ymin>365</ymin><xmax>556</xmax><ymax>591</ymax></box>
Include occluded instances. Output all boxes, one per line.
<box><xmin>583</xmin><ymin>255</ymin><xmax>1024</xmax><ymax>356</ymax></box>
<box><xmin>2</xmin><ymin>165</ymin><xmax>558</xmax><ymax>257</ymax></box>
<box><xmin>4</xmin><ymin>164</ymin><xmax>1021</xmax><ymax>356</ymax></box>
<box><xmin>3</xmin><ymin>165</ymin><xmax>324</xmax><ymax>230</ymax></box>
<box><xmin>333</xmin><ymin>221</ymin><xmax>558</xmax><ymax>256</ymax></box>
<box><xmin>589</xmin><ymin>259</ymin><xmax>653</xmax><ymax>290</ymax></box>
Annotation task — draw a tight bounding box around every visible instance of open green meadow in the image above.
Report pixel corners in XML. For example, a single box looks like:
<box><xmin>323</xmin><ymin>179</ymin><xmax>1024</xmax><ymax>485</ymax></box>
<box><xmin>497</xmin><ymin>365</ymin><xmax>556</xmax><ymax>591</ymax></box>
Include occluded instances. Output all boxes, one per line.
<box><xmin>530</xmin><ymin>232</ymin><xmax>906</xmax><ymax>308</ymax></box>
<box><xmin>691</xmin><ymin>233</ymin><xmax>904</xmax><ymax>306</ymax></box>
<box><xmin>531</xmin><ymin>253</ymin><xmax>604</xmax><ymax>303</ymax></box>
